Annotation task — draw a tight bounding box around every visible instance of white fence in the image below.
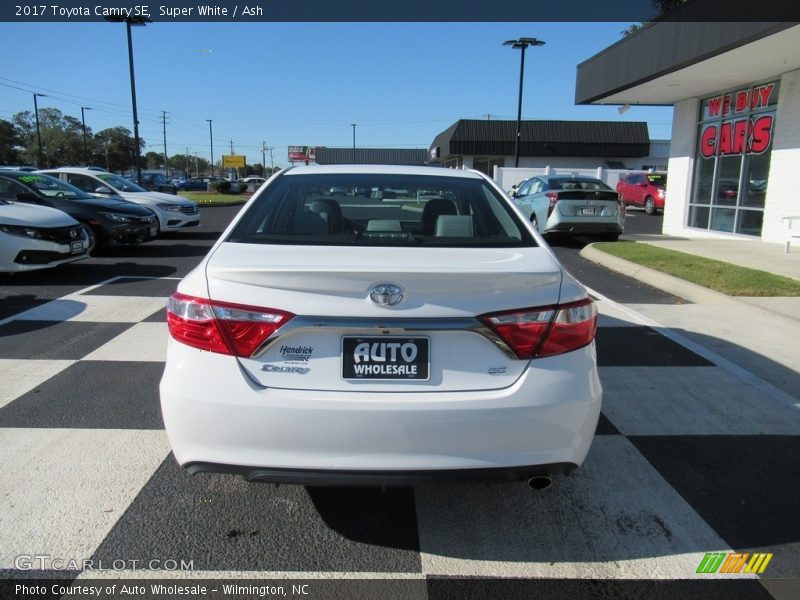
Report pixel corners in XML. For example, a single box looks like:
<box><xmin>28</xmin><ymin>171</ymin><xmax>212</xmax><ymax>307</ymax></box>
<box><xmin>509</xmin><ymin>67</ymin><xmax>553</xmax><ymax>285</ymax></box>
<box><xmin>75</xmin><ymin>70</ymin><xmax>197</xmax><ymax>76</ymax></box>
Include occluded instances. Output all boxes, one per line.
<box><xmin>495</xmin><ymin>166</ymin><xmax>633</xmax><ymax>193</ymax></box>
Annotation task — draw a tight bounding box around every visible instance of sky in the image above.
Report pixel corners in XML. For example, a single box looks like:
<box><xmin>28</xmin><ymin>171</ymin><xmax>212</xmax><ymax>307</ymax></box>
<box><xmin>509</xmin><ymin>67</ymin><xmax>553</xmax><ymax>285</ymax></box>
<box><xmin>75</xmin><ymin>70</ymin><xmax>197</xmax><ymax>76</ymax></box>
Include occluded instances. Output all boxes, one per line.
<box><xmin>0</xmin><ymin>22</ymin><xmax>674</xmax><ymax>168</ymax></box>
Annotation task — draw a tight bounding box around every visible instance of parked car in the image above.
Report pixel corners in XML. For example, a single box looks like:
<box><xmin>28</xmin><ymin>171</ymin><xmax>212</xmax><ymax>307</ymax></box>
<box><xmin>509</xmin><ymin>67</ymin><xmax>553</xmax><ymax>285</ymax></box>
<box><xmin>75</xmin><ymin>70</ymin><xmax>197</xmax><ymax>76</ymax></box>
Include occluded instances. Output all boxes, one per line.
<box><xmin>128</xmin><ymin>170</ymin><xmax>178</xmax><ymax>194</ymax></box>
<box><xmin>616</xmin><ymin>172</ymin><xmax>667</xmax><ymax>215</ymax></box>
<box><xmin>176</xmin><ymin>176</ymin><xmax>224</xmax><ymax>191</ymax></box>
<box><xmin>0</xmin><ymin>195</ymin><xmax>89</xmax><ymax>273</ymax></box>
<box><xmin>0</xmin><ymin>171</ymin><xmax>157</xmax><ymax>253</ymax></box>
<box><xmin>240</xmin><ymin>176</ymin><xmax>267</xmax><ymax>185</ymax></box>
<box><xmin>38</xmin><ymin>168</ymin><xmax>200</xmax><ymax>234</ymax></box>
<box><xmin>160</xmin><ymin>165</ymin><xmax>602</xmax><ymax>487</ymax></box>
<box><xmin>512</xmin><ymin>175</ymin><xmax>625</xmax><ymax>240</ymax></box>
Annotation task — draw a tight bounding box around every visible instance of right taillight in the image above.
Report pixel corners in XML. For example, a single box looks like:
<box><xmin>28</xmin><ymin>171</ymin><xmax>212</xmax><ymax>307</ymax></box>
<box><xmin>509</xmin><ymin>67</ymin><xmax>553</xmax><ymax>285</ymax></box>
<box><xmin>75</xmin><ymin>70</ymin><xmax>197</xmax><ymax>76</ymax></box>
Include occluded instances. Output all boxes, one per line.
<box><xmin>166</xmin><ymin>292</ymin><xmax>294</xmax><ymax>357</ymax></box>
<box><xmin>545</xmin><ymin>191</ymin><xmax>559</xmax><ymax>217</ymax></box>
<box><xmin>479</xmin><ymin>298</ymin><xmax>597</xmax><ymax>359</ymax></box>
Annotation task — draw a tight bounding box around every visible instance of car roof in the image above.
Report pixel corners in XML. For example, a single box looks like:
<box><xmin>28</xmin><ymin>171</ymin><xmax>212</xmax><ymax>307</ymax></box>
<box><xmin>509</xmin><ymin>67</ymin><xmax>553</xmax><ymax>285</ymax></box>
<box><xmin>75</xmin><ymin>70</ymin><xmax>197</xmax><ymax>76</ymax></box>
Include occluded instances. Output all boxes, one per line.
<box><xmin>37</xmin><ymin>167</ymin><xmax>102</xmax><ymax>175</ymax></box>
<box><xmin>284</xmin><ymin>165</ymin><xmax>485</xmax><ymax>179</ymax></box>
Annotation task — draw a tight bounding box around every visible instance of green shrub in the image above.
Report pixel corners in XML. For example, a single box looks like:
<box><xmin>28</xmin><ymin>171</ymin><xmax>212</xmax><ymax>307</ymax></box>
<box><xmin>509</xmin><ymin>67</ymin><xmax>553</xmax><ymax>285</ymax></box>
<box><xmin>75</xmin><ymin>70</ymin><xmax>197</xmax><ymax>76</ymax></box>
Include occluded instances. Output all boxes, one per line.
<box><xmin>211</xmin><ymin>179</ymin><xmax>231</xmax><ymax>193</ymax></box>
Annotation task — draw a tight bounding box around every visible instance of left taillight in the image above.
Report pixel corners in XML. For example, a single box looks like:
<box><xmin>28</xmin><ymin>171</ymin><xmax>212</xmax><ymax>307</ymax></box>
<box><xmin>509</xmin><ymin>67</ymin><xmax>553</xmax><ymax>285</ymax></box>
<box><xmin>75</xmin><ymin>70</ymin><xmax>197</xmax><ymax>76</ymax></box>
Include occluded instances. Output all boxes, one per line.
<box><xmin>545</xmin><ymin>191</ymin><xmax>559</xmax><ymax>217</ymax></box>
<box><xmin>166</xmin><ymin>292</ymin><xmax>294</xmax><ymax>357</ymax></box>
<box><xmin>479</xmin><ymin>298</ymin><xmax>598</xmax><ymax>359</ymax></box>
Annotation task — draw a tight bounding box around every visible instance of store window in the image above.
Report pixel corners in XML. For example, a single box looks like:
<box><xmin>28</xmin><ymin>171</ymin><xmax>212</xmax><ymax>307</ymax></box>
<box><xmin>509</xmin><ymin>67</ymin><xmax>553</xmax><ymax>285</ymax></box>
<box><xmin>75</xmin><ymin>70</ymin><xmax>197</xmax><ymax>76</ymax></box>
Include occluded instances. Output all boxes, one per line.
<box><xmin>689</xmin><ymin>81</ymin><xmax>778</xmax><ymax>236</ymax></box>
<box><xmin>472</xmin><ymin>157</ymin><xmax>505</xmax><ymax>177</ymax></box>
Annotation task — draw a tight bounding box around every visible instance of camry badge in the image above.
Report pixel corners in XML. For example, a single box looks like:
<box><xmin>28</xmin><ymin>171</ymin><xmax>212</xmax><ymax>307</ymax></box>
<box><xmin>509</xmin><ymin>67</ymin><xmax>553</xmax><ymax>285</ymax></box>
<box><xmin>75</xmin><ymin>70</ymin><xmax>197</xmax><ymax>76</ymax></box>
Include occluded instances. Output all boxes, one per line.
<box><xmin>369</xmin><ymin>284</ymin><xmax>405</xmax><ymax>307</ymax></box>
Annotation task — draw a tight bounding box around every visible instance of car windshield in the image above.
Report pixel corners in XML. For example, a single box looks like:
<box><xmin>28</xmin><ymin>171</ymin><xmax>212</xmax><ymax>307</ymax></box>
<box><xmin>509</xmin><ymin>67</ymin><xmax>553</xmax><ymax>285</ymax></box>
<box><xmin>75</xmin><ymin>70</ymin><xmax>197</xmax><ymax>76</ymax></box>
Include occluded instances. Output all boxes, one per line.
<box><xmin>17</xmin><ymin>173</ymin><xmax>93</xmax><ymax>199</ymax></box>
<box><xmin>549</xmin><ymin>178</ymin><xmax>612</xmax><ymax>191</ymax></box>
<box><xmin>96</xmin><ymin>173</ymin><xmax>147</xmax><ymax>193</ymax></box>
<box><xmin>228</xmin><ymin>173</ymin><xmax>534</xmax><ymax>248</ymax></box>
<box><xmin>647</xmin><ymin>174</ymin><xmax>667</xmax><ymax>187</ymax></box>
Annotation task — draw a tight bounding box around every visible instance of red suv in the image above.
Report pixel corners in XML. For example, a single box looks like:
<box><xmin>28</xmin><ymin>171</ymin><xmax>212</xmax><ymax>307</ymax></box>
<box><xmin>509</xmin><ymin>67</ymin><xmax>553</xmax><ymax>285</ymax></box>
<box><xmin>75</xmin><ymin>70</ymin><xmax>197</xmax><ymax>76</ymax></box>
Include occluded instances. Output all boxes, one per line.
<box><xmin>616</xmin><ymin>172</ymin><xmax>666</xmax><ymax>215</ymax></box>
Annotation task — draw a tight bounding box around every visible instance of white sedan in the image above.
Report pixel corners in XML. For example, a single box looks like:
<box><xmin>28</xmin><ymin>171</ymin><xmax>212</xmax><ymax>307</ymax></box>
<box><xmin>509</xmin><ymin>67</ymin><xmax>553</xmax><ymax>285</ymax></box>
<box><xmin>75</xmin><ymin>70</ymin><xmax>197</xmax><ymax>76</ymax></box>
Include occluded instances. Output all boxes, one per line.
<box><xmin>0</xmin><ymin>199</ymin><xmax>89</xmax><ymax>272</ymax></box>
<box><xmin>160</xmin><ymin>165</ymin><xmax>602</xmax><ymax>487</ymax></box>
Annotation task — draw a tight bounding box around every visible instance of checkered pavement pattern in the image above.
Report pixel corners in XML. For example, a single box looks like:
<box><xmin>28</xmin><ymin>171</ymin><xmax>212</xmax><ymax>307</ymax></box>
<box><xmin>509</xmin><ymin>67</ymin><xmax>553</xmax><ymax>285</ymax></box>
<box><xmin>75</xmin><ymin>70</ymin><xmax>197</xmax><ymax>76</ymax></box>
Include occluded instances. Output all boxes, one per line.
<box><xmin>1</xmin><ymin>276</ymin><xmax>798</xmax><ymax>597</ymax></box>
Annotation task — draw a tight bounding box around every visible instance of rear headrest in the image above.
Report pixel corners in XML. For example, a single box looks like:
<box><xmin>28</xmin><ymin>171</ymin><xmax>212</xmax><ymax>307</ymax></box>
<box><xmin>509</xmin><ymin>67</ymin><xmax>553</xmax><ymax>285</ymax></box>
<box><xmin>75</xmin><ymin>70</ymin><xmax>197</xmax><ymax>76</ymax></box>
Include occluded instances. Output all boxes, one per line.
<box><xmin>308</xmin><ymin>199</ymin><xmax>343</xmax><ymax>233</ymax></box>
<box><xmin>422</xmin><ymin>198</ymin><xmax>457</xmax><ymax>235</ymax></box>
<box><xmin>435</xmin><ymin>215</ymin><xmax>473</xmax><ymax>237</ymax></box>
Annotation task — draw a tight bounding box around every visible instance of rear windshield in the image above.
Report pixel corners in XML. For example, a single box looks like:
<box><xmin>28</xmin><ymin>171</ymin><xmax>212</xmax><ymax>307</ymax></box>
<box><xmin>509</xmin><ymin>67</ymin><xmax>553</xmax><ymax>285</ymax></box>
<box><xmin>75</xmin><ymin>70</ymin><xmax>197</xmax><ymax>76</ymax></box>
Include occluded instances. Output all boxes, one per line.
<box><xmin>17</xmin><ymin>173</ymin><xmax>93</xmax><ymax>199</ymax></box>
<box><xmin>548</xmin><ymin>178</ymin><xmax>612</xmax><ymax>191</ymax></box>
<box><xmin>228</xmin><ymin>173</ymin><xmax>535</xmax><ymax>247</ymax></box>
<box><xmin>647</xmin><ymin>174</ymin><xmax>667</xmax><ymax>187</ymax></box>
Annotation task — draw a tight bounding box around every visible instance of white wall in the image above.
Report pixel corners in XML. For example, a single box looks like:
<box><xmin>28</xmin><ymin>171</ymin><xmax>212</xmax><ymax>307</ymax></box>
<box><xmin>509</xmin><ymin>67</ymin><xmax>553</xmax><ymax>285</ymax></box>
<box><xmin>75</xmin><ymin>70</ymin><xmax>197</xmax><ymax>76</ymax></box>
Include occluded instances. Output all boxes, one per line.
<box><xmin>495</xmin><ymin>166</ymin><xmax>634</xmax><ymax>192</ymax></box>
<box><xmin>662</xmin><ymin>98</ymin><xmax>698</xmax><ymax>237</ymax></box>
<box><xmin>762</xmin><ymin>68</ymin><xmax>800</xmax><ymax>243</ymax></box>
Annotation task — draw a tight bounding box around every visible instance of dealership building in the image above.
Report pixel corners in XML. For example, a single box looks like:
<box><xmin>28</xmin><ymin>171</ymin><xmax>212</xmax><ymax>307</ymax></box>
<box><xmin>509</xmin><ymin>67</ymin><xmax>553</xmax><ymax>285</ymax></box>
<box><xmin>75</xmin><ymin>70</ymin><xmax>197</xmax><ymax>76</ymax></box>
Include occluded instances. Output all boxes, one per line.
<box><xmin>576</xmin><ymin>20</ymin><xmax>800</xmax><ymax>243</ymax></box>
<box><xmin>428</xmin><ymin>119</ymin><xmax>669</xmax><ymax>175</ymax></box>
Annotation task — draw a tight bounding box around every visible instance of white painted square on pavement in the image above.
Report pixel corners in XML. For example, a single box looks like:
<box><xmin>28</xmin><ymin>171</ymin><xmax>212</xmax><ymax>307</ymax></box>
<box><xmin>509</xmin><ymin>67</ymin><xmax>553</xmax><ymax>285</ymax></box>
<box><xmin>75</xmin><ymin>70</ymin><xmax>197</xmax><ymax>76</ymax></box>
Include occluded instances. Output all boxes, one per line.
<box><xmin>9</xmin><ymin>295</ymin><xmax>167</xmax><ymax>323</ymax></box>
<box><xmin>83</xmin><ymin>322</ymin><xmax>169</xmax><ymax>363</ymax></box>
<box><xmin>415</xmin><ymin>436</ymin><xmax>733</xmax><ymax>579</ymax></box>
<box><xmin>0</xmin><ymin>359</ymin><xmax>75</xmax><ymax>410</ymax></box>
<box><xmin>0</xmin><ymin>428</ymin><xmax>170</xmax><ymax>569</ymax></box>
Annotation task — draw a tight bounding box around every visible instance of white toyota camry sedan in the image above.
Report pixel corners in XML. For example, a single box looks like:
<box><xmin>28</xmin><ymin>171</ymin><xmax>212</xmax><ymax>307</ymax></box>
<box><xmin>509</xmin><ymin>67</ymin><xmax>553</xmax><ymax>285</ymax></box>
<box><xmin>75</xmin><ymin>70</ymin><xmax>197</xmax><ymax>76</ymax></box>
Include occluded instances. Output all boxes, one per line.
<box><xmin>160</xmin><ymin>165</ymin><xmax>602</xmax><ymax>487</ymax></box>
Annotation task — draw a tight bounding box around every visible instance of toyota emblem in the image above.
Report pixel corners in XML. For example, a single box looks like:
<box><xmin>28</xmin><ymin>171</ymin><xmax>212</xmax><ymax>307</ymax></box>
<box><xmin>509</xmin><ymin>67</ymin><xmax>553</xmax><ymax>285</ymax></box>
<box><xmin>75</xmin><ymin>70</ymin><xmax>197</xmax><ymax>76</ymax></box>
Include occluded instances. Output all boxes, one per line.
<box><xmin>369</xmin><ymin>284</ymin><xmax>405</xmax><ymax>307</ymax></box>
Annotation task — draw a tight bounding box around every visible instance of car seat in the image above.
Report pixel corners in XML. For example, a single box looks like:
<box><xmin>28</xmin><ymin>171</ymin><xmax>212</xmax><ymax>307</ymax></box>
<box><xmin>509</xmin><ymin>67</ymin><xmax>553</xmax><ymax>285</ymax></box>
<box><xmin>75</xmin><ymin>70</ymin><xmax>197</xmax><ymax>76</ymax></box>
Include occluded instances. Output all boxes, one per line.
<box><xmin>421</xmin><ymin>198</ymin><xmax>458</xmax><ymax>235</ymax></box>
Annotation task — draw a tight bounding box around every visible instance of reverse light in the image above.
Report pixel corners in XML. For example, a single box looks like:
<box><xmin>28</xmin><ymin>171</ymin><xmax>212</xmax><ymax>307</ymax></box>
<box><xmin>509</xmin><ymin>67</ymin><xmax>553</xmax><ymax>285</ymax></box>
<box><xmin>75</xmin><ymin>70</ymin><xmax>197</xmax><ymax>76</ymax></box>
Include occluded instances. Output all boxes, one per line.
<box><xmin>480</xmin><ymin>298</ymin><xmax>597</xmax><ymax>359</ymax></box>
<box><xmin>166</xmin><ymin>292</ymin><xmax>294</xmax><ymax>356</ymax></box>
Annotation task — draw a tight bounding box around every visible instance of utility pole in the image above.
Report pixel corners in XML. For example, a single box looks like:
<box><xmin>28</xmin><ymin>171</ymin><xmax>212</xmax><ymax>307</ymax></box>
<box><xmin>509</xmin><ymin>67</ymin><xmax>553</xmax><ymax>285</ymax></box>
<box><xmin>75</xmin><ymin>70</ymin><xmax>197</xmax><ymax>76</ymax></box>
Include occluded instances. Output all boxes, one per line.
<box><xmin>269</xmin><ymin>146</ymin><xmax>274</xmax><ymax>170</ymax></box>
<box><xmin>80</xmin><ymin>106</ymin><xmax>92</xmax><ymax>165</ymax></box>
<box><xmin>185</xmin><ymin>146</ymin><xmax>189</xmax><ymax>177</ymax></box>
<box><xmin>230</xmin><ymin>139</ymin><xmax>234</xmax><ymax>154</ymax></box>
<box><xmin>33</xmin><ymin>93</ymin><xmax>47</xmax><ymax>168</ymax></box>
<box><xmin>262</xmin><ymin>141</ymin><xmax>266</xmax><ymax>176</ymax></box>
<box><xmin>193</xmin><ymin>152</ymin><xmax>198</xmax><ymax>177</ymax></box>
<box><xmin>206</xmin><ymin>119</ymin><xmax>214</xmax><ymax>177</ymax></box>
<box><xmin>161</xmin><ymin>110</ymin><xmax>169</xmax><ymax>176</ymax></box>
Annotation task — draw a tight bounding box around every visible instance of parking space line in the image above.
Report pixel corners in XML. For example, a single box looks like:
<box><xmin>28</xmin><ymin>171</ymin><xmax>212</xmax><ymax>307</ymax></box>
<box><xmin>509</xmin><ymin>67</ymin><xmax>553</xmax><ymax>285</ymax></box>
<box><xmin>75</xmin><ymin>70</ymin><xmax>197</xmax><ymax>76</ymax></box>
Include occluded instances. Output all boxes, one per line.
<box><xmin>586</xmin><ymin>285</ymin><xmax>800</xmax><ymax>409</ymax></box>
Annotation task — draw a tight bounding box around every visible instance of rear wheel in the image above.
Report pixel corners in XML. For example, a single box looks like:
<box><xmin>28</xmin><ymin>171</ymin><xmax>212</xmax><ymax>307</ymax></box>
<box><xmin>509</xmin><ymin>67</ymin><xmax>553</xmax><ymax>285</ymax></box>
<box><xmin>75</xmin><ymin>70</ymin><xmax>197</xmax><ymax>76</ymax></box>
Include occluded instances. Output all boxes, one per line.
<box><xmin>644</xmin><ymin>196</ymin><xmax>656</xmax><ymax>215</ymax></box>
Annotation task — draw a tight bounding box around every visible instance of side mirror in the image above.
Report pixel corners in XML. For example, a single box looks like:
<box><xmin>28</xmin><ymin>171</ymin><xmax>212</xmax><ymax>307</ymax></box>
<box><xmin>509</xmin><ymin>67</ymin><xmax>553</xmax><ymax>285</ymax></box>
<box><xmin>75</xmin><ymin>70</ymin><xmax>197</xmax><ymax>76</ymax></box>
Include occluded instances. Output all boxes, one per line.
<box><xmin>95</xmin><ymin>186</ymin><xmax>113</xmax><ymax>194</ymax></box>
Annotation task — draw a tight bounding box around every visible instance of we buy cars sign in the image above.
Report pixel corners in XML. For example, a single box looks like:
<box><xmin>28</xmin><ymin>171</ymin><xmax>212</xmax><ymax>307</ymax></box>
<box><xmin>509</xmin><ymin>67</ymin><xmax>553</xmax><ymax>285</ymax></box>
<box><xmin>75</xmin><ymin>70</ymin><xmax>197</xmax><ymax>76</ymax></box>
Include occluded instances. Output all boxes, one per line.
<box><xmin>700</xmin><ymin>83</ymin><xmax>776</xmax><ymax>158</ymax></box>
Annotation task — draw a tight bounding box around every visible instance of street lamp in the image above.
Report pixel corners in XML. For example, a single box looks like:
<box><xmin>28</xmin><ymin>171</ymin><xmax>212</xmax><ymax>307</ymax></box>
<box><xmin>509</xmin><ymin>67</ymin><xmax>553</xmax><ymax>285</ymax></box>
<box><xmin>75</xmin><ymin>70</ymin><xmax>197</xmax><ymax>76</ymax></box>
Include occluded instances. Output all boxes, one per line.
<box><xmin>503</xmin><ymin>37</ymin><xmax>545</xmax><ymax>168</ymax></box>
<box><xmin>33</xmin><ymin>93</ymin><xmax>47</xmax><ymax>168</ymax></box>
<box><xmin>351</xmin><ymin>123</ymin><xmax>356</xmax><ymax>164</ymax></box>
<box><xmin>80</xmin><ymin>106</ymin><xmax>92</xmax><ymax>166</ymax></box>
<box><xmin>206</xmin><ymin>119</ymin><xmax>214</xmax><ymax>176</ymax></box>
<box><xmin>106</xmin><ymin>14</ymin><xmax>149</xmax><ymax>181</ymax></box>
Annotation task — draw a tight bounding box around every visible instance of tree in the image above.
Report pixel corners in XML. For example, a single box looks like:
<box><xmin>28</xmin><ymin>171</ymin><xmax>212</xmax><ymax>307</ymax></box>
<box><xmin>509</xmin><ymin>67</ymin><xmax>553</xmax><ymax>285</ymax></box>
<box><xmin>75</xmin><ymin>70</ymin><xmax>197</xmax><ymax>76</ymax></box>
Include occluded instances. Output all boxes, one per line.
<box><xmin>12</xmin><ymin>108</ymin><xmax>86</xmax><ymax>168</ymax></box>
<box><xmin>92</xmin><ymin>127</ymin><xmax>144</xmax><ymax>173</ymax></box>
<box><xmin>621</xmin><ymin>0</ymin><xmax>689</xmax><ymax>36</ymax></box>
<box><xmin>145</xmin><ymin>151</ymin><xmax>164</xmax><ymax>170</ymax></box>
<box><xmin>0</xmin><ymin>119</ymin><xmax>23</xmax><ymax>164</ymax></box>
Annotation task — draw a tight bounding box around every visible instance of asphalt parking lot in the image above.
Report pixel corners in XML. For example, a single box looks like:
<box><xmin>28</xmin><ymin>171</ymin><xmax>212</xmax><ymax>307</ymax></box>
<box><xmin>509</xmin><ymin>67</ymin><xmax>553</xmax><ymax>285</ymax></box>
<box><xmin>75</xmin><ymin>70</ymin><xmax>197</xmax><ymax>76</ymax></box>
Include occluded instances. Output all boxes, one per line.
<box><xmin>1</xmin><ymin>206</ymin><xmax>798</xmax><ymax>599</ymax></box>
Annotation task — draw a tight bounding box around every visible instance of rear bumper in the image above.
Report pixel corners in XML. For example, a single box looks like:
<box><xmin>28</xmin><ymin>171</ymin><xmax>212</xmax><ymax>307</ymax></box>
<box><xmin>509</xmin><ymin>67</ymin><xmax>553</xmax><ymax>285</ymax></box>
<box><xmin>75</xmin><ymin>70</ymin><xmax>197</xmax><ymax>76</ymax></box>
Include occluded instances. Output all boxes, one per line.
<box><xmin>545</xmin><ymin>222</ymin><xmax>623</xmax><ymax>235</ymax></box>
<box><xmin>185</xmin><ymin>462</ymin><xmax>577</xmax><ymax>486</ymax></box>
<box><xmin>160</xmin><ymin>339</ymin><xmax>602</xmax><ymax>483</ymax></box>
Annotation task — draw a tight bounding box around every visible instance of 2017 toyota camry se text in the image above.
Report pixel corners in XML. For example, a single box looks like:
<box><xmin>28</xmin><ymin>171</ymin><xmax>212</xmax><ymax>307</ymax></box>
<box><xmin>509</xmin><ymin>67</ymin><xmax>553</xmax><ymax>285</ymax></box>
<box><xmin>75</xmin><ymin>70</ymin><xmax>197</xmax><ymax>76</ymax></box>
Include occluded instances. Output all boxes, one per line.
<box><xmin>160</xmin><ymin>165</ymin><xmax>602</xmax><ymax>487</ymax></box>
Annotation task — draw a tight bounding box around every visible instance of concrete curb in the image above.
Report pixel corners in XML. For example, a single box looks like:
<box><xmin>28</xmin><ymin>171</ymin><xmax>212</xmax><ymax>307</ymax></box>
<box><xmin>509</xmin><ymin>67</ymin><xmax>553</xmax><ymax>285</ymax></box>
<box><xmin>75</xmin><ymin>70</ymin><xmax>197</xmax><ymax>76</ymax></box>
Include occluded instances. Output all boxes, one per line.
<box><xmin>579</xmin><ymin>244</ymin><xmax>736</xmax><ymax>304</ymax></box>
<box><xmin>580</xmin><ymin>243</ymin><xmax>800</xmax><ymax>325</ymax></box>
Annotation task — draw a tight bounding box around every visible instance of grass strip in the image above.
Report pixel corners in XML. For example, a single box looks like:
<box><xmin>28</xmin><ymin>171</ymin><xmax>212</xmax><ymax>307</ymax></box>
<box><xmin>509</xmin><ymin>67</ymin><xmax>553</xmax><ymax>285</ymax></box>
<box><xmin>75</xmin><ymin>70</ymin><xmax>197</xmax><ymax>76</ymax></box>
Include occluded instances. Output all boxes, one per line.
<box><xmin>180</xmin><ymin>192</ymin><xmax>249</xmax><ymax>205</ymax></box>
<box><xmin>593</xmin><ymin>241</ymin><xmax>800</xmax><ymax>297</ymax></box>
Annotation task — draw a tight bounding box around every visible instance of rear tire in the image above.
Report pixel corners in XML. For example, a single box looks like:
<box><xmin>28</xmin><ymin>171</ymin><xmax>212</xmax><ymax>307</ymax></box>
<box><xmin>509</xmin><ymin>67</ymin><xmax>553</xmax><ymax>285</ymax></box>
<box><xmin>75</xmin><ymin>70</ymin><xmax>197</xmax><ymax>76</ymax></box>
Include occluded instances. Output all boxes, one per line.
<box><xmin>644</xmin><ymin>196</ymin><xmax>656</xmax><ymax>215</ymax></box>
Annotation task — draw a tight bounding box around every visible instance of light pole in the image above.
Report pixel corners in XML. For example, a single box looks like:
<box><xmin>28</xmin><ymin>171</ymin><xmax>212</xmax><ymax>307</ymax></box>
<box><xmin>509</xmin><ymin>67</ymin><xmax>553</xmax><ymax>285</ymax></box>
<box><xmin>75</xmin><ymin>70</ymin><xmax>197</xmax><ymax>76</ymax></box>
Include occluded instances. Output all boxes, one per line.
<box><xmin>33</xmin><ymin>93</ymin><xmax>47</xmax><ymax>167</ymax></box>
<box><xmin>80</xmin><ymin>106</ymin><xmax>92</xmax><ymax>166</ymax></box>
<box><xmin>503</xmin><ymin>37</ymin><xmax>545</xmax><ymax>168</ymax></box>
<box><xmin>351</xmin><ymin>123</ymin><xmax>356</xmax><ymax>164</ymax></box>
<box><xmin>206</xmin><ymin>119</ymin><xmax>214</xmax><ymax>176</ymax></box>
<box><xmin>106</xmin><ymin>15</ymin><xmax>149</xmax><ymax>182</ymax></box>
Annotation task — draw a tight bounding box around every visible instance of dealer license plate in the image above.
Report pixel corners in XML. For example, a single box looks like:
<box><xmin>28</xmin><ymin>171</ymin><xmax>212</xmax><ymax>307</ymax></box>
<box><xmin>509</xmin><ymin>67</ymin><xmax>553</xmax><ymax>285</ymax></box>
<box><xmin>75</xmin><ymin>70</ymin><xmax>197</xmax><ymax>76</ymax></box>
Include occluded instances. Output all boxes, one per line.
<box><xmin>70</xmin><ymin>241</ymin><xmax>83</xmax><ymax>254</ymax></box>
<box><xmin>579</xmin><ymin>207</ymin><xmax>597</xmax><ymax>216</ymax></box>
<box><xmin>342</xmin><ymin>336</ymin><xmax>429</xmax><ymax>380</ymax></box>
